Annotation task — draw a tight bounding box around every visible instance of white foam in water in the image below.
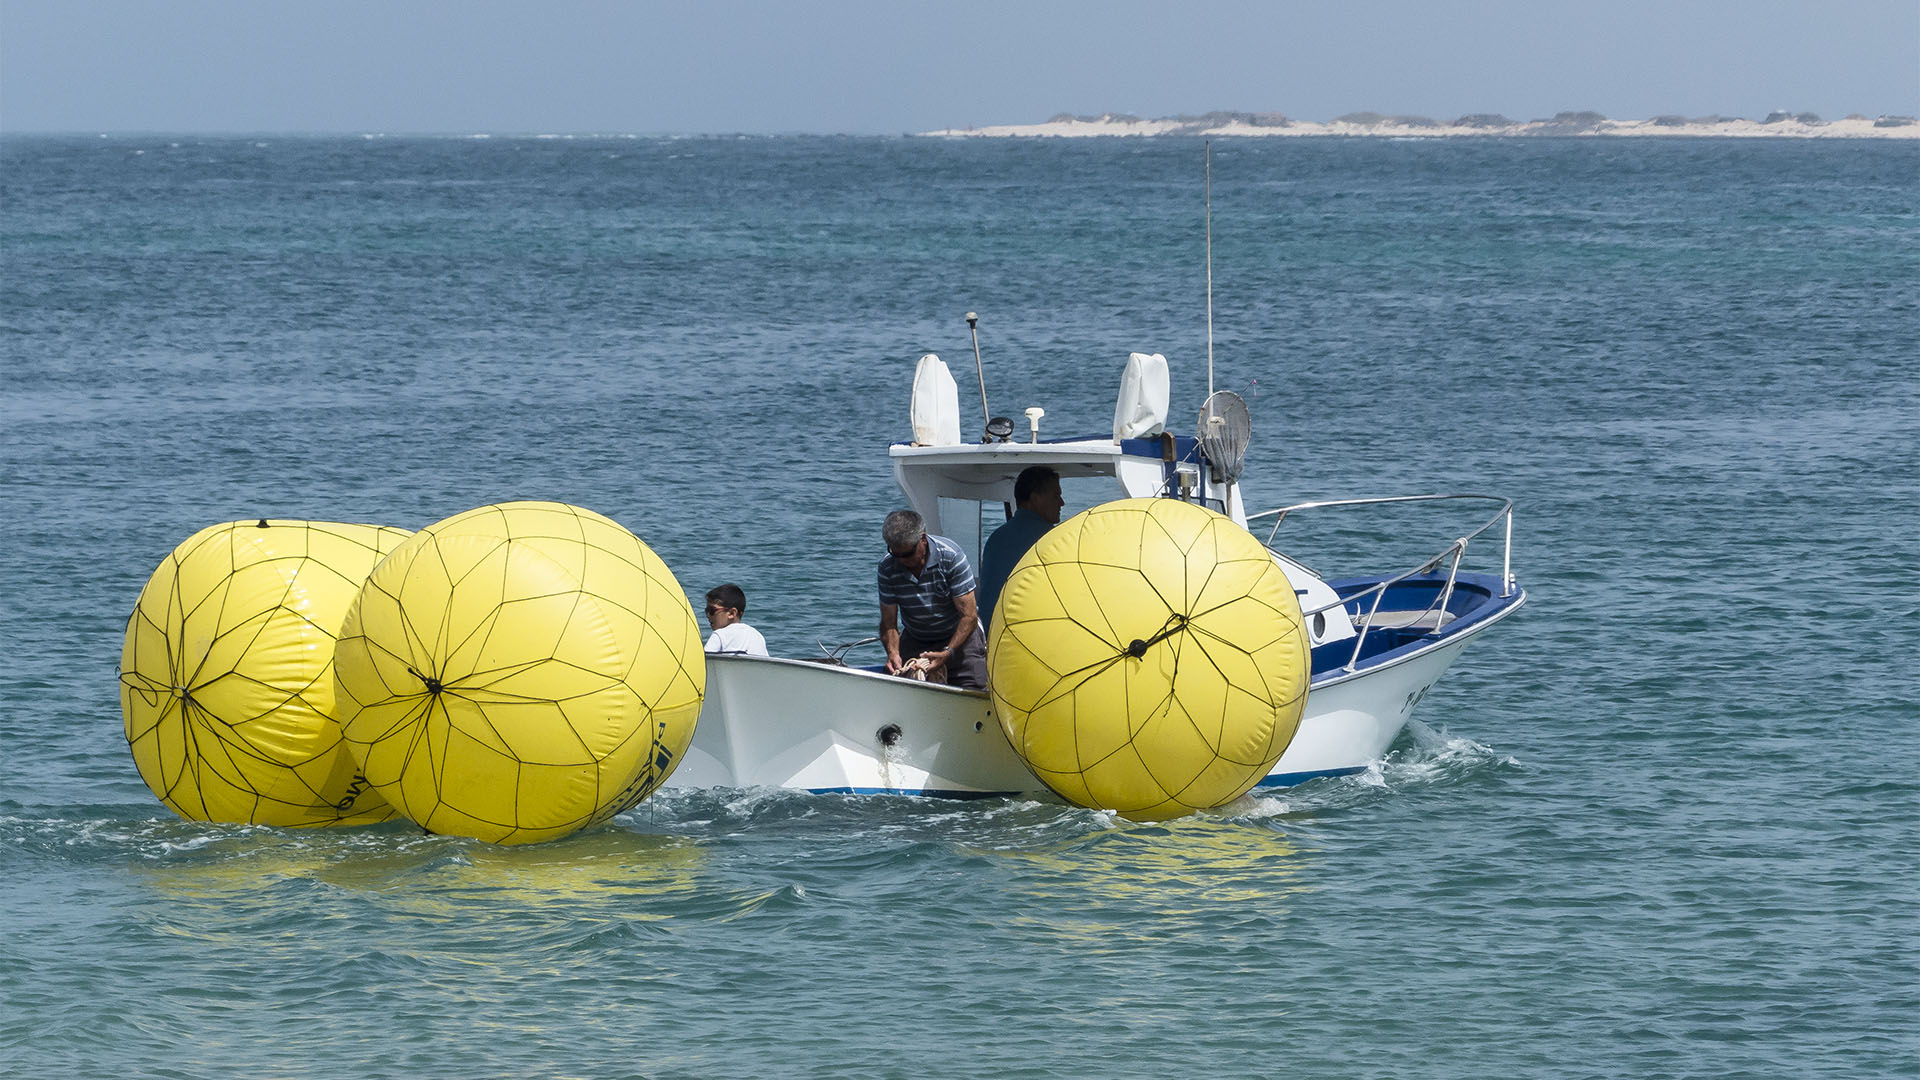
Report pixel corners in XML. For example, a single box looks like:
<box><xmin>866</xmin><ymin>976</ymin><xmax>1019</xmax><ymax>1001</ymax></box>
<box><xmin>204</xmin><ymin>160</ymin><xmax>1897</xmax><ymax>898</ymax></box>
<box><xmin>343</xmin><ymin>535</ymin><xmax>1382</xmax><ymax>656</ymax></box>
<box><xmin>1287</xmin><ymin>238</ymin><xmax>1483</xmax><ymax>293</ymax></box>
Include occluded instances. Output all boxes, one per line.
<box><xmin>714</xmin><ymin>784</ymin><xmax>822</xmax><ymax>822</ymax></box>
<box><xmin>1406</xmin><ymin>718</ymin><xmax>1514</xmax><ymax>762</ymax></box>
<box><xmin>1364</xmin><ymin>719</ymin><xmax>1519</xmax><ymax>789</ymax></box>
<box><xmin>1219</xmin><ymin>793</ymin><xmax>1294</xmax><ymax>820</ymax></box>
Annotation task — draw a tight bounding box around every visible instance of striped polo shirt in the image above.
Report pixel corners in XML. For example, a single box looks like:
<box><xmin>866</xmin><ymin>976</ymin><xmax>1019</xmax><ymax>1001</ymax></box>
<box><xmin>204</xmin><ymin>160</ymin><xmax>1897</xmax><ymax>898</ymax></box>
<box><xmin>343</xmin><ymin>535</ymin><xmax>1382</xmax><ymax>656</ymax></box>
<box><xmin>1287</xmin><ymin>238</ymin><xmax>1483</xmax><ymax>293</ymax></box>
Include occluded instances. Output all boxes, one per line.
<box><xmin>877</xmin><ymin>533</ymin><xmax>978</xmax><ymax>641</ymax></box>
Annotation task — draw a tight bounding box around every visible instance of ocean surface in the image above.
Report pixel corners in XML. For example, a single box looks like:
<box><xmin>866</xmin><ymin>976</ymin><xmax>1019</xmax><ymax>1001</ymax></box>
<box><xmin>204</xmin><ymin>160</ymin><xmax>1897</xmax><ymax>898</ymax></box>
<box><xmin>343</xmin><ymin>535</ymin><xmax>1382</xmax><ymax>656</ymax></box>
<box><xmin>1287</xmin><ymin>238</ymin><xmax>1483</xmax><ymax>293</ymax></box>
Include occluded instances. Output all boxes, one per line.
<box><xmin>2</xmin><ymin>134</ymin><xmax>1916</xmax><ymax>1079</ymax></box>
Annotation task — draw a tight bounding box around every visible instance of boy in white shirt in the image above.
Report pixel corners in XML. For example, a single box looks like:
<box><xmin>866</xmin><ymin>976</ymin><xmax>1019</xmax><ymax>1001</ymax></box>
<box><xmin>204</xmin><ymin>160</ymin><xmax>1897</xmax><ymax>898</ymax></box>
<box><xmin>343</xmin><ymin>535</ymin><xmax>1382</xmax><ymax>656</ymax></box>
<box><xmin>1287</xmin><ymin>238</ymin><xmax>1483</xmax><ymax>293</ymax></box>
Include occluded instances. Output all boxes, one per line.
<box><xmin>703</xmin><ymin>583</ymin><xmax>769</xmax><ymax>656</ymax></box>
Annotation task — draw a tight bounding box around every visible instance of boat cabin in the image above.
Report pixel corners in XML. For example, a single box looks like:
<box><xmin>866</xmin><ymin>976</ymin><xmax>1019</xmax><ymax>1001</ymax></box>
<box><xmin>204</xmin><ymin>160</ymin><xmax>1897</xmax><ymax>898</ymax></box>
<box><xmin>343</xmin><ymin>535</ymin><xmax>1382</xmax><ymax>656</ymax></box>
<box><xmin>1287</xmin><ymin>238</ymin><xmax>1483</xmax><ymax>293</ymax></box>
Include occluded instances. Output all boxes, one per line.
<box><xmin>889</xmin><ymin>352</ymin><xmax>1357</xmax><ymax>649</ymax></box>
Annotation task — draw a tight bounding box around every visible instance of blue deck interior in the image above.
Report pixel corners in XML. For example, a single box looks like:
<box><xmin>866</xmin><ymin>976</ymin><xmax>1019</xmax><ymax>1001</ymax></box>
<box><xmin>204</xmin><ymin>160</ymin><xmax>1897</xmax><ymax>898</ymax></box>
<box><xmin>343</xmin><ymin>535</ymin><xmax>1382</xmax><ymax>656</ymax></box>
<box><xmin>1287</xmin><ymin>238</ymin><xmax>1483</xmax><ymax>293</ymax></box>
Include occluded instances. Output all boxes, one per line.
<box><xmin>1309</xmin><ymin>624</ymin><xmax>1431</xmax><ymax>675</ymax></box>
<box><xmin>1311</xmin><ymin>571</ymin><xmax>1513</xmax><ymax>676</ymax></box>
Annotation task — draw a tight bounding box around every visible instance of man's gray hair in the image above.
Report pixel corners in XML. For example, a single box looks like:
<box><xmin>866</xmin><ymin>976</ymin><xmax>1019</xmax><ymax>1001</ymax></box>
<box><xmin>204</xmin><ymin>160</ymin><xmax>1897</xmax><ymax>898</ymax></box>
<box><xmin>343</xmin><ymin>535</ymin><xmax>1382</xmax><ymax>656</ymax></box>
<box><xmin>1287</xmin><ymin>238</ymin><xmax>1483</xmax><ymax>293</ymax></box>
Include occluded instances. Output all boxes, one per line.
<box><xmin>882</xmin><ymin>510</ymin><xmax>925</xmax><ymax>553</ymax></box>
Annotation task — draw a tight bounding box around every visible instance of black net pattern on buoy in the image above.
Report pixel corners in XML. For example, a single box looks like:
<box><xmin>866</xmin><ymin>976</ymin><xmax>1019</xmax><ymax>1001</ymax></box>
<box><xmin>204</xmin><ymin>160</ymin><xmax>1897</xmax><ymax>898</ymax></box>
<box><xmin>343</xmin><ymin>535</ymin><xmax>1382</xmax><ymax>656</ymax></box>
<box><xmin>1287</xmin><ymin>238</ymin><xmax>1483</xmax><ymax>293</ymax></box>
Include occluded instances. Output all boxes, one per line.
<box><xmin>988</xmin><ymin>499</ymin><xmax>1309</xmax><ymax>817</ymax></box>
<box><xmin>119</xmin><ymin>520</ymin><xmax>408</xmax><ymax>825</ymax></box>
<box><xmin>334</xmin><ymin>502</ymin><xmax>705</xmax><ymax>844</ymax></box>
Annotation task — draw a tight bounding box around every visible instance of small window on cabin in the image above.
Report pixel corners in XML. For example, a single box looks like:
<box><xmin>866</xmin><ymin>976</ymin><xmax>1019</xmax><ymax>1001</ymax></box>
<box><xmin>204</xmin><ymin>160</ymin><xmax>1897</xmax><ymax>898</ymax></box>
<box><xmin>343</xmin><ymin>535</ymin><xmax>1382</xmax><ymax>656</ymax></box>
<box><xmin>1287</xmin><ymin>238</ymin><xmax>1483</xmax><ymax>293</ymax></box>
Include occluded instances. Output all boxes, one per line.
<box><xmin>939</xmin><ymin>498</ymin><xmax>1005</xmax><ymax>570</ymax></box>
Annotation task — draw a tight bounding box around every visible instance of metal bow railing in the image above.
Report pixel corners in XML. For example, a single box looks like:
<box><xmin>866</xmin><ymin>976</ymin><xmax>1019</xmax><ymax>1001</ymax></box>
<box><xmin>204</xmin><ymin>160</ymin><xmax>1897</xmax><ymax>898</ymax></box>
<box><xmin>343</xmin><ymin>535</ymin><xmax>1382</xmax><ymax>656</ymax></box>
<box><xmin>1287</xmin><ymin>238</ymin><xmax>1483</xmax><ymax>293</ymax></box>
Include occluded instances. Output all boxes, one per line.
<box><xmin>1246</xmin><ymin>494</ymin><xmax>1516</xmax><ymax>673</ymax></box>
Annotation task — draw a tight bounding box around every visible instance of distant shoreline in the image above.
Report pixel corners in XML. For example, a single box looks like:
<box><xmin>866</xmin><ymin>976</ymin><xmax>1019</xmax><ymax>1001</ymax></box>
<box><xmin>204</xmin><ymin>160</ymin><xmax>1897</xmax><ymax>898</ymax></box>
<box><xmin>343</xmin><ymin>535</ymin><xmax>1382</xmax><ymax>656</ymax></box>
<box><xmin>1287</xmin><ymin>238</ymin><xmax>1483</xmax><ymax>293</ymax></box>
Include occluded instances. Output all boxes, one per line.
<box><xmin>925</xmin><ymin>110</ymin><xmax>1920</xmax><ymax>140</ymax></box>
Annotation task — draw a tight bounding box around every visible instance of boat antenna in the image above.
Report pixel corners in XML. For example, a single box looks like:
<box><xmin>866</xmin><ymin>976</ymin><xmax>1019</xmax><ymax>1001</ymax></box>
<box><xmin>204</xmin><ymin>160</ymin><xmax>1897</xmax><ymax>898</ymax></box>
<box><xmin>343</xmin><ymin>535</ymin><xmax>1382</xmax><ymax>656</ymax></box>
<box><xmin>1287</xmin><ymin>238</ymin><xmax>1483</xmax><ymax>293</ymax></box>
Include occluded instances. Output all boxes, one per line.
<box><xmin>1205</xmin><ymin>140</ymin><xmax>1215</xmax><ymax>400</ymax></box>
<box><xmin>966</xmin><ymin>311</ymin><xmax>991</xmax><ymax>429</ymax></box>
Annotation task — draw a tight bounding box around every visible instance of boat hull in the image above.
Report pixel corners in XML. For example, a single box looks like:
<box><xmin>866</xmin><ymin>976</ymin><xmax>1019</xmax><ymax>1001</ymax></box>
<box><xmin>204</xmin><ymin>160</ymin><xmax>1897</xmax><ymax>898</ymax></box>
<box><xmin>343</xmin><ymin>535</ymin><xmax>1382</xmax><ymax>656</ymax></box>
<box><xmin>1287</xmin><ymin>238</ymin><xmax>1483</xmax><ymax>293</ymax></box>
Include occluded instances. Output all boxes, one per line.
<box><xmin>668</xmin><ymin>657</ymin><xmax>1014</xmax><ymax>796</ymax></box>
<box><xmin>665</xmin><ymin>578</ymin><xmax>1523</xmax><ymax>797</ymax></box>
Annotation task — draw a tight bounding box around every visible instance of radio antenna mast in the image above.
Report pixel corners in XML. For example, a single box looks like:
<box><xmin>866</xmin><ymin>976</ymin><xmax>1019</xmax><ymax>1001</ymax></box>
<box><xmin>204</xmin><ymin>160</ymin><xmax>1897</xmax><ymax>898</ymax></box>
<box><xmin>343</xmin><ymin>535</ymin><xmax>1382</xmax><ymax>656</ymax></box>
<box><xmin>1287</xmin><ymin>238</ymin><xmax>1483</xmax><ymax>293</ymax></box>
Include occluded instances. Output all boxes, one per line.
<box><xmin>1205</xmin><ymin>140</ymin><xmax>1215</xmax><ymax>400</ymax></box>
<box><xmin>966</xmin><ymin>311</ymin><xmax>990</xmax><ymax>428</ymax></box>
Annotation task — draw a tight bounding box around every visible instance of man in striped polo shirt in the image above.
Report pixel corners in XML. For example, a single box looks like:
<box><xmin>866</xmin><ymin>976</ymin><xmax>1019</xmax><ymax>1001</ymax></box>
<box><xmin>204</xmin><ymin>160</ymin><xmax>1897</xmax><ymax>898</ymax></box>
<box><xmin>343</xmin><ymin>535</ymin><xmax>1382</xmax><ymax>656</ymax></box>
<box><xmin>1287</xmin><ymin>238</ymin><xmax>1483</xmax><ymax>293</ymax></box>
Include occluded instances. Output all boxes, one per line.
<box><xmin>877</xmin><ymin>509</ymin><xmax>988</xmax><ymax>689</ymax></box>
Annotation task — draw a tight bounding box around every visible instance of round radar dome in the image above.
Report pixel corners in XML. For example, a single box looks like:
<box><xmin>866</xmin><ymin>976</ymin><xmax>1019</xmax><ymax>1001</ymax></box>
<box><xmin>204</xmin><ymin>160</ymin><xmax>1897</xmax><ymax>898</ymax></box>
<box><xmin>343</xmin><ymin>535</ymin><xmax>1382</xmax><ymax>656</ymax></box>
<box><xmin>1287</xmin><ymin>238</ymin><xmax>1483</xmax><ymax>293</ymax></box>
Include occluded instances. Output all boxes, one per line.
<box><xmin>987</xmin><ymin>498</ymin><xmax>1310</xmax><ymax>820</ymax></box>
<box><xmin>120</xmin><ymin>520</ymin><xmax>412</xmax><ymax>826</ymax></box>
<box><xmin>333</xmin><ymin>501</ymin><xmax>705</xmax><ymax>845</ymax></box>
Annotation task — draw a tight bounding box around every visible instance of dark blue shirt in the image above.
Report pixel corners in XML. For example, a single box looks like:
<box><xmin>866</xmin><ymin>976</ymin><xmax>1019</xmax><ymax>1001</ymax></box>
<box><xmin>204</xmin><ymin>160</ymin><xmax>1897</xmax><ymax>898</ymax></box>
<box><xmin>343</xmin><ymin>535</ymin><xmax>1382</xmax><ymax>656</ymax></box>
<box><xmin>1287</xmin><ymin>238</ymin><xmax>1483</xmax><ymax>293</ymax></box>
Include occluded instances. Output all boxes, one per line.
<box><xmin>977</xmin><ymin>508</ymin><xmax>1054</xmax><ymax>628</ymax></box>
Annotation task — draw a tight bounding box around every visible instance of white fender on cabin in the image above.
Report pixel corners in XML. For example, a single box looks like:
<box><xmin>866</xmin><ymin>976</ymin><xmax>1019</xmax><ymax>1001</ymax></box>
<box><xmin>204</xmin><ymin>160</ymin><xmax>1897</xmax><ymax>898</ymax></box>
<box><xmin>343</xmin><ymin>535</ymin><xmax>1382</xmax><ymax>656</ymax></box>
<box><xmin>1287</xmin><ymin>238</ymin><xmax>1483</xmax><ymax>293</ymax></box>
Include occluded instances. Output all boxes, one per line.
<box><xmin>910</xmin><ymin>353</ymin><xmax>962</xmax><ymax>446</ymax></box>
<box><xmin>1112</xmin><ymin>352</ymin><xmax>1170</xmax><ymax>441</ymax></box>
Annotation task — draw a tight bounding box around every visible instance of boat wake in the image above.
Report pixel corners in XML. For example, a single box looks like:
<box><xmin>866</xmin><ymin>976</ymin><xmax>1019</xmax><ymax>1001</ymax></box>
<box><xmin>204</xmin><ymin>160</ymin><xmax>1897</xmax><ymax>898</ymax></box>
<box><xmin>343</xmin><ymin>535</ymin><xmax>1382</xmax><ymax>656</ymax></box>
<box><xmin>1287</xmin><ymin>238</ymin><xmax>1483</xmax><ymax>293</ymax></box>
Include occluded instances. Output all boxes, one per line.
<box><xmin>7</xmin><ymin>717</ymin><xmax>1520</xmax><ymax>872</ymax></box>
<box><xmin>1204</xmin><ymin>719</ymin><xmax>1520</xmax><ymax>821</ymax></box>
<box><xmin>1374</xmin><ymin>718</ymin><xmax>1519</xmax><ymax>785</ymax></box>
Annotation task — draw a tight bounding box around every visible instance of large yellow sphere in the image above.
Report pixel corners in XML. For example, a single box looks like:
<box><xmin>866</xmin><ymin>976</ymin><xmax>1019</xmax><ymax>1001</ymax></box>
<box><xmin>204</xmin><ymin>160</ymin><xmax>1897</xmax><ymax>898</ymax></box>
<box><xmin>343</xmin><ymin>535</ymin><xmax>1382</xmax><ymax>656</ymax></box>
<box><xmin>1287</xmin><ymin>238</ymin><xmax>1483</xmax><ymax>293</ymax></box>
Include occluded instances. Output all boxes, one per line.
<box><xmin>333</xmin><ymin>501</ymin><xmax>704</xmax><ymax>845</ymax></box>
<box><xmin>987</xmin><ymin>498</ymin><xmax>1310</xmax><ymax>820</ymax></box>
<box><xmin>120</xmin><ymin>520</ymin><xmax>411</xmax><ymax>826</ymax></box>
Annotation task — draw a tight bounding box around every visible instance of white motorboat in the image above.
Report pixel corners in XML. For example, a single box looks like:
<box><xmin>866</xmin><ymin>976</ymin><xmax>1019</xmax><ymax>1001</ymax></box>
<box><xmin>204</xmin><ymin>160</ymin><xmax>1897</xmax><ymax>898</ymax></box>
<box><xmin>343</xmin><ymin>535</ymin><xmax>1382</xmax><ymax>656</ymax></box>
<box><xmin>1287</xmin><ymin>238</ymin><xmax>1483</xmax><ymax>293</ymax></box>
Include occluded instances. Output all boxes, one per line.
<box><xmin>666</xmin><ymin>351</ymin><xmax>1526</xmax><ymax>798</ymax></box>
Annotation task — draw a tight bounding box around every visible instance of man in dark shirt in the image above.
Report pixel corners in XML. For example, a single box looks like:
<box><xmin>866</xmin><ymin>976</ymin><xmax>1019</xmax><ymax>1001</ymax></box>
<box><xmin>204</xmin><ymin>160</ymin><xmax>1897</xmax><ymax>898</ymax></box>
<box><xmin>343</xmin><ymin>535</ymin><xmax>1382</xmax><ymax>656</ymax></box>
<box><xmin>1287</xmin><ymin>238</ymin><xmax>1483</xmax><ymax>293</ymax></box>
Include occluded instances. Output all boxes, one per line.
<box><xmin>977</xmin><ymin>465</ymin><xmax>1064</xmax><ymax>630</ymax></box>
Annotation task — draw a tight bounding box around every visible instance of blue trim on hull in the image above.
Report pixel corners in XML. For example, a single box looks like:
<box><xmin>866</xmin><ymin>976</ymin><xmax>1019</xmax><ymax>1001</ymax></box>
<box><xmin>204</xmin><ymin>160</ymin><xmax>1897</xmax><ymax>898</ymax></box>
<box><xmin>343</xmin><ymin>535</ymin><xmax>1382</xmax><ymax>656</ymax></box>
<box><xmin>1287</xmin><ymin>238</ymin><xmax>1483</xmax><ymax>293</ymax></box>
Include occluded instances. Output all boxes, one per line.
<box><xmin>804</xmin><ymin>786</ymin><xmax>1009</xmax><ymax>799</ymax></box>
<box><xmin>1254</xmin><ymin>765</ymin><xmax>1366</xmax><ymax>788</ymax></box>
<box><xmin>803</xmin><ymin>764</ymin><xmax>1366</xmax><ymax>800</ymax></box>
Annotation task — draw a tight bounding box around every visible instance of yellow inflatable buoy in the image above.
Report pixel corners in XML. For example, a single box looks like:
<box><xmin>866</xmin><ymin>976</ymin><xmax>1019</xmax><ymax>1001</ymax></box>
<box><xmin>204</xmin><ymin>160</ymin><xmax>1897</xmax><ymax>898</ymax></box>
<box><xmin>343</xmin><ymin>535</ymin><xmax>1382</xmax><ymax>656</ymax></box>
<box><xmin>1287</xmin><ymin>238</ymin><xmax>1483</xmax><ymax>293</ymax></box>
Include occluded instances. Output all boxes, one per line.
<box><xmin>333</xmin><ymin>501</ymin><xmax>704</xmax><ymax>845</ymax></box>
<box><xmin>120</xmin><ymin>520</ymin><xmax>411</xmax><ymax>826</ymax></box>
<box><xmin>987</xmin><ymin>498</ymin><xmax>1310</xmax><ymax>820</ymax></box>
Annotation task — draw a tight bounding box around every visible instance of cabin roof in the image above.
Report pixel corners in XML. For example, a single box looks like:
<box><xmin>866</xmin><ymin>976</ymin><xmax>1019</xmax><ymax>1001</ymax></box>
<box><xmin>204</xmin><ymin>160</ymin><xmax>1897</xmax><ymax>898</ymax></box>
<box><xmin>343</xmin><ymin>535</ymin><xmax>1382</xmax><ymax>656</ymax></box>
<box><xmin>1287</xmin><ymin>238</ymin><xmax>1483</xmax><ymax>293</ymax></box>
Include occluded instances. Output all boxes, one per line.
<box><xmin>889</xmin><ymin>433</ymin><xmax>1200</xmax><ymax>481</ymax></box>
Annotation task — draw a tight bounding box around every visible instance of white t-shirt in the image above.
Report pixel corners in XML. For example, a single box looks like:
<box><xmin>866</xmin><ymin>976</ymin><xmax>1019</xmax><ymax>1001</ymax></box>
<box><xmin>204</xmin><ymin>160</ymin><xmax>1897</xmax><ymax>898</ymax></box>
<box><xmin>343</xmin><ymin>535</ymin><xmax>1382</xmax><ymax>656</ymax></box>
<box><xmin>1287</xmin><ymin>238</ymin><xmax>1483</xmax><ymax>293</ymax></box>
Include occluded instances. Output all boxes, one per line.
<box><xmin>705</xmin><ymin>622</ymin><xmax>769</xmax><ymax>656</ymax></box>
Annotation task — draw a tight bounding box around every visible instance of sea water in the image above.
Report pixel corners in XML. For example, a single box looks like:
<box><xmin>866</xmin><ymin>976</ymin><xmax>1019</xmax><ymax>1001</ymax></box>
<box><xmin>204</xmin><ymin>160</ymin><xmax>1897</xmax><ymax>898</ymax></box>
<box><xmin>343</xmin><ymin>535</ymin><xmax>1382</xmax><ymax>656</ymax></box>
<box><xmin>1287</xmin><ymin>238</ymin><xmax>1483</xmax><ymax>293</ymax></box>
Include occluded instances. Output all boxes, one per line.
<box><xmin>1</xmin><ymin>135</ymin><xmax>1915</xmax><ymax>1079</ymax></box>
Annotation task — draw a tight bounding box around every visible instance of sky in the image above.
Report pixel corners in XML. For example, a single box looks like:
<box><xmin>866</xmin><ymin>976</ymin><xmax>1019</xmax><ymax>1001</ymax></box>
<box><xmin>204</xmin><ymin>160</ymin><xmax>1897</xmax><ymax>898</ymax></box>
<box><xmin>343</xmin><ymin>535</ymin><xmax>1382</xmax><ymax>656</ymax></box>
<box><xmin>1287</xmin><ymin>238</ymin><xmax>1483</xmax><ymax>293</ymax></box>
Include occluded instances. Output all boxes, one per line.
<box><xmin>1</xmin><ymin>0</ymin><xmax>1915</xmax><ymax>134</ymax></box>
